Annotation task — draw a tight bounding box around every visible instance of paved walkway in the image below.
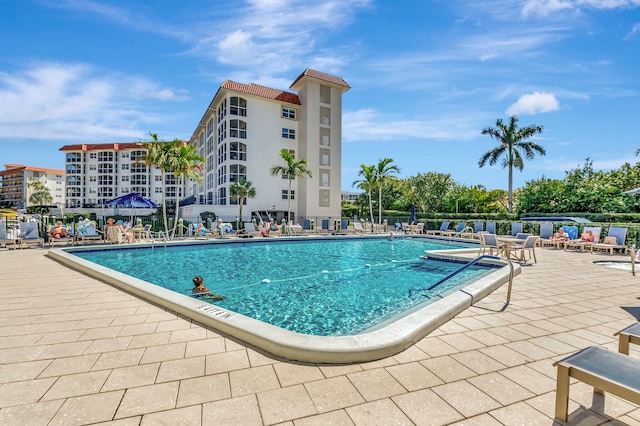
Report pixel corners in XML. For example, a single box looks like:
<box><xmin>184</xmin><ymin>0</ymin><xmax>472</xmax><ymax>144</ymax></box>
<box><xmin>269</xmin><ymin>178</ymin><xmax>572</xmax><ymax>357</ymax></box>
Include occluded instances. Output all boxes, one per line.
<box><xmin>0</xmin><ymin>246</ymin><xmax>639</xmax><ymax>425</ymax></box>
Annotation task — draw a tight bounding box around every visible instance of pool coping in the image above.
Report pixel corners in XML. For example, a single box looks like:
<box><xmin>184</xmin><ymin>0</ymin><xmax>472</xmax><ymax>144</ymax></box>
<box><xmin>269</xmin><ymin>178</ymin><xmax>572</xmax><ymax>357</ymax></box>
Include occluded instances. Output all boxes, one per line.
<box><xmin>47</xmin><ymin>237</ymin><xmax>521</xmax><ymax>364</ymax></box>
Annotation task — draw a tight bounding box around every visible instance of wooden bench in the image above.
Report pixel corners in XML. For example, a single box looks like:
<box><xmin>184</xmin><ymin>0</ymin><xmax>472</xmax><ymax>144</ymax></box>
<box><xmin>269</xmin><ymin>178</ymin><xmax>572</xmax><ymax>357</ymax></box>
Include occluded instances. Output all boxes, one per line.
<box><xmin>615</xmin><ymin>322</ymin><xmax>640</xmax><ymax>355</ymax></box>
<box><xmin>554</xmin><ymin>346</ymin><xmax>640</xmax><ymax>421</ymax></box>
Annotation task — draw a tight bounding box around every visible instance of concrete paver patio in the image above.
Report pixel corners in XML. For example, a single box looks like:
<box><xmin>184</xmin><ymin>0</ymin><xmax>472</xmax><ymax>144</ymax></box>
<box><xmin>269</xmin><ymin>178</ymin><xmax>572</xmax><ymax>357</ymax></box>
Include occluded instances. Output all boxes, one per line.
<box><xmin>1</xmin><ymin>246</ymin><xmax>640</xmax><ymax>425</ymax></box>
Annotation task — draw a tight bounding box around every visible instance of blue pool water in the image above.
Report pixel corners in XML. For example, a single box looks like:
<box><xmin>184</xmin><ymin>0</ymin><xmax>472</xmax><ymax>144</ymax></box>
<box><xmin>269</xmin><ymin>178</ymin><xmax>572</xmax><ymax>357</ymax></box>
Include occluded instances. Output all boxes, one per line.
<box><xmin>73</xmin><ymin>237</ymin><xmax>494</xmax><ymax>336</ymax></box>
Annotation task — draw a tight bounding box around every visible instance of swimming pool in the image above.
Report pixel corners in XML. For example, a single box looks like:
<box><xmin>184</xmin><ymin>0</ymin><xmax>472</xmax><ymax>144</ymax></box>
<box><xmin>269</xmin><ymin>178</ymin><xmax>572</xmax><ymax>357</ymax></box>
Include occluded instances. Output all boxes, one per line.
<box><xmin>49</xmin><ymin>236</ymin><xmax>518</xmax><ymax>363</ymax></box>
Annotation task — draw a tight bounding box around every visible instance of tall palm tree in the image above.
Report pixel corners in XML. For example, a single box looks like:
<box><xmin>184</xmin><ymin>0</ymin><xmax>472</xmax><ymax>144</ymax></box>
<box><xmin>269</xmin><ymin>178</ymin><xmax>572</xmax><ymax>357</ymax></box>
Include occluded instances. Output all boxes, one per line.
<box><xmin>230</xmin><ymin>178</ymin><xmax>256</xmax><ymax>223</ymax></box>
<box><xmin>374</xmin><ymin>158</ymin><xmax>400</xmax><ymax>228</ymax></box>
<box><xmin>165</xmin><ymin>141</ymin><xmax>205</xmax><ymax>239</ymax></box>
<box><xmin>137</xmin><ymin>133</ymin><xmax>173</xmax><ymax>237</ymax></box>
<box><xmin>479</xmin><ymin>115</ymin><xmax>545</xmax><ymax>213</ymax></box>
<box><xmin>270</xmin><ymin>149</ymin><xmax>312</xmax><ymax>224</ymax></box>
<box><xmin>352</xmin><ymin>164</ymin><xmax>377</xmax><ymax>226</ymax></box>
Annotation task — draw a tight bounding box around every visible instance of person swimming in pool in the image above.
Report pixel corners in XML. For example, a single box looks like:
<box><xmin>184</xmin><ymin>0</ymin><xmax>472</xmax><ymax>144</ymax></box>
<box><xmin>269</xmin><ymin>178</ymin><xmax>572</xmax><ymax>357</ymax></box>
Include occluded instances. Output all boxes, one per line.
<box><xmin>192</xmin><ymin>275</ymin><xmax>225</xmax><ymax>300</ymax></box>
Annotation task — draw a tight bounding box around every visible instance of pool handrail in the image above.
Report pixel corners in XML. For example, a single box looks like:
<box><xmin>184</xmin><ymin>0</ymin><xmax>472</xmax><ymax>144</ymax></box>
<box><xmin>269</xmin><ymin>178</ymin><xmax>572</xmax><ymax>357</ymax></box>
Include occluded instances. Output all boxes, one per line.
<box><xmin>426</xmin><ymin>255</ymin><xmax>515</xmax><ymax>304</ymax></box>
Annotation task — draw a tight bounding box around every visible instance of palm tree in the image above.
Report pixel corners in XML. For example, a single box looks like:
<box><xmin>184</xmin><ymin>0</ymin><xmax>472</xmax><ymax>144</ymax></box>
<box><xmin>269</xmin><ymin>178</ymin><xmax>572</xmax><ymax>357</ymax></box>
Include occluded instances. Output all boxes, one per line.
<box><xmin>479</xmin><ymin>115</ymin><xmax>545</xmax><ymax>213</ymax></box>
<box><xmin>165</xmin><ymin>141</ymin><xmax>205</xmax><ymax>239</ymax></box>
<box><xmin>374</xmin><ymin>158</ymin><xmax>400</xmax><ymax>228</ymax></box>
<box><xmin>230</xmin><ymin>178</ymin><xmax>257</xmax><ymax>224</ymax></box>
<box><xmin>352</xmin><ymin>164</ymin><xmax>377</xmax><ymax>227</ymax></box>
<box><xmin>137</xmin><ymin>133</ymin><xmax>173</xmax><ymax>237</ymax></box>
<box><xmin>270</xmin><ymin>149</ymin><xmax>312</xmax><ymax>224</ymax></box>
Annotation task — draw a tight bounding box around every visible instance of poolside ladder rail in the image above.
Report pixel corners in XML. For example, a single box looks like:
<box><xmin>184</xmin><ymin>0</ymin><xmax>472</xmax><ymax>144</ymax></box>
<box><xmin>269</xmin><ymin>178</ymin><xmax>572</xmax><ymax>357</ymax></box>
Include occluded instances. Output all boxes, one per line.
<box><xmin>425</xmin><ymin>255</ymin><xmax>515</xmax><ymax>304</ymax></box>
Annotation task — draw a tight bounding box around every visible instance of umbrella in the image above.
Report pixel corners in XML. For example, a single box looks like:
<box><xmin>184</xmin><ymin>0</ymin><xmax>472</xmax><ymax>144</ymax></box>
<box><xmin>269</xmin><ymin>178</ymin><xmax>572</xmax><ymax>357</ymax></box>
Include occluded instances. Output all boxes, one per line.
<box><xmin>104</xmin><ymin>193</ymin><xmax>159</xmax><ymax>224</ymax></box>
<box><xmin>104</xmin><ymin>193</ymin><xmax>159</xmax><ymax>208</ymax></box>
<box><xmin>622</xmin><ymin>187</ymin><xmax>640</xmax><ymax>195</ymax></box>
<box><xmin>410</xmin><ymin>203</ymin><xmax>416</xmax><ymax>224</ymax></box>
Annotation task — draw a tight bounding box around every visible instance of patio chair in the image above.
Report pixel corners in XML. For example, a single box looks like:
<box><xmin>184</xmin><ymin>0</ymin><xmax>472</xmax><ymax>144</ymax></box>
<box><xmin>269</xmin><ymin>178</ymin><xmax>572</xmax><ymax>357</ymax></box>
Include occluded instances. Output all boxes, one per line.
<box><xmin>426</xmin><ymin>221</ymin><xmax>450</xmax><ymax>235</ymax></box>
<box><xmin>564</xmin><ymin>226</ymin><xmax>601</xmax><ymax>252</ymax></box>
<box><xmin>510</xmin><ymin>222</ymin><xmax>523</xmax><ymax>236</ymax></box>
<box><xmin>485</xmin><ymin>221</ymin><xmax>496</xmax><ymax>234</ymax></box>
<box><xmin>412</xmin><ymin>223</ymin><xmax>424</xmax><ymax>234</ymax></box>
<box><xmin>478</xmin><ymin>233</ymin><xmax>504</xmax><ymax>257</ymax></box>
<box><xmin>507</xmin><ymin>235</ymin><xmax>540</xmax><ymax>263</ymax></box>
<box><xmin>75</xmin><ymin>221</ymin><xmax>103</xmax><ymax>245</ymax></box>
<box><xmin>302</xmin><ymin>219</ymin><xmax>314</xmax><ymax>234</ymax></box>
<box><xmin>538</xmin><ymin>223</ymin><xmax>554</xmax><ymax>248</ymax></box>
<box><xmin>18</xmin><ymin>222</ymin><xmax>44</xmax><ymax>249</ymax></box>
<box><xmin>353</xmin><ymin>221</ymin><xmax>365</xmax><ymax>234</ymax></box>
<box><xmin>553</xmin><ymin>346</ymin><xmax>640</xmax><ymax>422</ymax></box>
<box><xmin>442</xmin><ymin>221</ymin><xmax>469</xmax><ymax>237</ymax></box>
<box><xmin>591</xmin><ymin>226</ymin><xmax>628</xmax><ymax>255</ymax></box>
<box><xmin>47</xmin><ymin>224</ymin><xmax>74</xmax><ymax>247</ymax></box>
<box><xmin>240</xmin><ymin>222</ymin><xmax>260</xmax><ymax>238</ymax></box>
<box><xmin>0</xmin><ymin>221</ymin><xmax>16</xmax><ymax>250</ymax></box>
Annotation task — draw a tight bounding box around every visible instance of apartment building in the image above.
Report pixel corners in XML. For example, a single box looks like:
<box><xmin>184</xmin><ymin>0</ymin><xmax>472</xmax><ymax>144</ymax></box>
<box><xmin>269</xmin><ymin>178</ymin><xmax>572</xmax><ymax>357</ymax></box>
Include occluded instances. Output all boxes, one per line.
<box><xmin>58</xmin><ymin>143</ymin><xmax>181</xmax><ymax>208</ymax></box>
<box><xmin>187</xmin><ymin>68</ymin><xmax>350</xmax><ymax>222</ymax></box>
<box><xmin>0</xmin><ymin>164</ymin><xmax>65</xmax><ymax>208</ymax></box>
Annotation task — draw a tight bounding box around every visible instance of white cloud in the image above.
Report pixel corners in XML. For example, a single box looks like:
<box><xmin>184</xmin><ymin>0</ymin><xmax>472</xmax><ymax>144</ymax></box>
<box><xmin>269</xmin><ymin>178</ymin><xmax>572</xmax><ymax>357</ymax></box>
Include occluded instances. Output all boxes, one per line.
<box><xmin>625</xmin><ymin>22</ymin><xmax>640</xmax><ymax>39</ymax></box>
<box><xmin>522</xmin><ymin>0</ymin><xmax>640</xmax><ymax>17</ymax></box>
<box><xmin>0</xmin><ymin>62</ymin><xmax>185</xmax><ymax>140</ymax></box>
<box><xmin>506</xmin><ymin>92</ymin><xmax>560</xmax><ymax>115</ymax></box>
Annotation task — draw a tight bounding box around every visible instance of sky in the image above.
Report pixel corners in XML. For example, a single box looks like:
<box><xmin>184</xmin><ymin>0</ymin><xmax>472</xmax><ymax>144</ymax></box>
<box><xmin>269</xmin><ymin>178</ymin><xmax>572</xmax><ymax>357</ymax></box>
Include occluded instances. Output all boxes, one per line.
<box><xmin>1</xmin><ymin>0</ymin><xmax>640</xmax><ymax>192</ymax></box>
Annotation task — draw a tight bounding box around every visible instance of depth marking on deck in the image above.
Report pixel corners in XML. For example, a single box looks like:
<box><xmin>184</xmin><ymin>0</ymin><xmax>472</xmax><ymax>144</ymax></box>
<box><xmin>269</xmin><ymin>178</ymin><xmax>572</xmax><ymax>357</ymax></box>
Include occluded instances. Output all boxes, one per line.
<box><xmin>196</xmin><ymin>305</ymin><xmax>233</xmax><ymax>319</ymax></box>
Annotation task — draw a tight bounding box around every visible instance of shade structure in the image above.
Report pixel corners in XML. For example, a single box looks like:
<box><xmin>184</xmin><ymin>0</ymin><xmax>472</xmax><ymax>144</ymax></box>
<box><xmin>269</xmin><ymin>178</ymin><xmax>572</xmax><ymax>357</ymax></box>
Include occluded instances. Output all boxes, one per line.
<box><xmin>104</xmin><ymin>193</ymin><xmax>159</xmax><ymax>208</ymax></box>
<box><xmin>622</xmin><ymin>187</ymin><xmax>640</xmax><ymax>195</ymax></box>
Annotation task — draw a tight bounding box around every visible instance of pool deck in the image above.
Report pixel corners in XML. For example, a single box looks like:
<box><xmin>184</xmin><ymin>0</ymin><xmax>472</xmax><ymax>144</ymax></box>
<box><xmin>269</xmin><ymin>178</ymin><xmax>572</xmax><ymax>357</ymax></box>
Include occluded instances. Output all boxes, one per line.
<box><xmin>1</xmin><ymin>246</ymin><xmax>640</xmax><ymax>425</ymax></box>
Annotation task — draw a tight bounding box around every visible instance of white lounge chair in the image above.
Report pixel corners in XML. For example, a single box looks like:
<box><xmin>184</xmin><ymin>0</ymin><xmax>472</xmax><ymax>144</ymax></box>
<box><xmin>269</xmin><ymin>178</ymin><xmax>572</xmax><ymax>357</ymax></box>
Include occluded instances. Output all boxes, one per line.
<box><xmin>75</xmin><ymin>222</ymin><xmax>103</xmax><ymax>245</ymax></box>
<box><xmin>0</xmin><ymin>221</ymin><xmax>16</xmax><ymax>250</ymax></box>
<box><xmin>591</xmin><ymin>226</ymin><xmax>628</xmax><ymax>255</ymax></box>
<box><xmin>564</xmin><ymin>226</ymin><xmax>601</xmax><ymax>252</ymax></box>
<box><xmin>18</xmin><ymin>222</ymin><xmax>44</xmax><ymax>249</ymax></box>
<box><xmin>426</xmin><ymin>221</ymin><xmax>450</xmax><ymax>236</ymax></box>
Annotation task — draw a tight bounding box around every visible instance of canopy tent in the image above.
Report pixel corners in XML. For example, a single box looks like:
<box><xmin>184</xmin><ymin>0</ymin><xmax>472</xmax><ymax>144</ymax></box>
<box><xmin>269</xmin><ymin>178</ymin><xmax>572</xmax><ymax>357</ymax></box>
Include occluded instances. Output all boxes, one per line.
<box><xmin>104</xmin><ymin>193</ymin><xmax>159</xmax><ymax>208</ymax></box>
<box><xmin>622</xmin><ymin>187</ymin><xmax>640</xmax><ymax>195</ymax></box>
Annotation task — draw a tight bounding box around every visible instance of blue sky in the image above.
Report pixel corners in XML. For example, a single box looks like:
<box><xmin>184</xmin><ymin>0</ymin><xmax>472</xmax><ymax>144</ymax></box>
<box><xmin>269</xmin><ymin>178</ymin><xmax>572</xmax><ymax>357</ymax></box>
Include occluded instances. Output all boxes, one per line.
<box><xmin>1</xmin><ymin>0</ymin><xmax>639</xmax><ymax>192</ymax></box>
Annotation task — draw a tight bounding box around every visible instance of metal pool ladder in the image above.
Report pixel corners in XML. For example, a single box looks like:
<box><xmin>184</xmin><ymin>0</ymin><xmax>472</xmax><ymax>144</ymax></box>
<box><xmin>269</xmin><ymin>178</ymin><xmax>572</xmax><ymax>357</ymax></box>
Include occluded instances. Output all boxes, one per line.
<box><xmin>425</xmin><ymin>255</ymin><xmax>515</xmax><ymax>305</ymax></box>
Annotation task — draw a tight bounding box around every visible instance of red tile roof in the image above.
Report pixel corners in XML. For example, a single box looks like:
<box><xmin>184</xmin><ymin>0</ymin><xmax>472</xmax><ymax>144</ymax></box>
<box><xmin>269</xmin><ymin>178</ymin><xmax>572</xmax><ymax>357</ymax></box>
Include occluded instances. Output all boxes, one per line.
<box><xmin>220</xmin><ymin>81</ymin><xmax>301</xmax><ymax>105</ymax></box>
<box><xmin>1</xmin><ymin>164</ymin><xmax>65</xmax><ymax>175</ymax></box>
<box><xmin>290</xmin><ymin>68</ymin><xmax>350</xmax><ymax>90</ymax></box>
<box><xmin>59</xmin><ymin>143</ymin><xmax>144</xmax><ymax>151</ymax></box>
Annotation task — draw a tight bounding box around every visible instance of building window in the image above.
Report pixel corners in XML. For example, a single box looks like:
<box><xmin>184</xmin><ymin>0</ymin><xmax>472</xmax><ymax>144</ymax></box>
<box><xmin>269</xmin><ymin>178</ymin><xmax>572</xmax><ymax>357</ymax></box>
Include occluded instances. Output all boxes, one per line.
<box><xmin>282</xmin><ymin>128</ymin><xmax>295</xmax><ymax>139</ymax></box>
<box><xmin>320</xmin><ymin>149</ymin><xmax>330</xmax><ymax>166</ymax></box>
<box><xmin>155</xmin><ymin>175</ymin><xmax>162</xmax><ymax>181</ymax></box>
<box><xmin>130</xmin><ymin>150</ymin><xmax>146</xmax><ymax>161</ymax></box>
<box><xmin>131</xmin><ymin>175</ymin><xmax>147</xmax><ymax>185</ymax></box>
<box><xmin>229</xmin><ymin>164</ymin><xmax>246</xmax><ymax>183</ymax></box>
<box><xmin>320</xmin><ymin>127</ymin><xmax>330</xmax><ymax>146</ymax></box>
<box><xmin>121</xmin><ymin>176</ymin><xmax>129</xmax><ymax>182</ymax></box>
<box><xmin>98</xmin><ymin>152</ymin><xmax>113</xmax><ymax>162</ymax></box>
<box><xmin>155</xmin><ymin>187</ymin><xmax>162</xmax><ymax>193</ymax></box>
<box><xmin>121</xmin><ymin>163</ymin><xmax>129</xmax><ymax>170</ymax></box>
<box><xmin>89</xmin><ymin>164</ymin><xmax>97</xmax><ymax>170</ymax></box>
<box><xmin>320</xmin><ymin>106</ymin><xmax>330</xmax><ymax>125</ymax></box>
<box><xmin>218</xmin><ymin>121</ymin><xmax>227</xmax><ymax>143</ymax></box>
<box><xmin>98</xmin><ymin>175</ymin><xmax>113</xmax><ymax>185</ymax></box>
<box><xmin>229</xmin><ymin>120</ymin><xmax>247</xmax><ymax>139</ymax></box>
<box><xmin>121</xmin><ymin>187</ymin><xmax>129</xmax><ymax>193</ymax></box>
<box><xmin>320</xmin><ymin>169</ymin><xmax>330</xmax><ymax>187</ymax></box>
<box><xmin>282</xmin><ymin>190</ymin><xmax>295</xmax><ymax>200</ymax></box>
<box><xmin>217</xmin><ymin>166</ymin><xmax>226</xmax><ymax>185</ymax></box>
<box><xmin>90</xmin><ymin>153</ymin><xmax>97</xmax><ymax>159</ymax></box>
<box><xmin>218</xmin><ymin>144</ymin><xmax>227</xmax><ymax>164</ymax></box>
<box><xmin>219</xmin><ymin>187</ymin><xmax>226</xmax><ymax>205</ymax></box>
<box><xmin>320</xmin><ymin>85</ymin><xmax>331</xmax><ymax>104</ymax></box>
<box><xmin>217</xmin><ymin>98</ymin><xmax>227</xmax><ymax>123</ymax></box>
<box><xmin>230</xmin><ymin>97</ymin><xmax>247</xmax><ymax>116</ymax></box>
<box><xmin>121</xmin><ymin>153</ymin><xmax>130</xmax><ymax>158</ymax></box>
<box><xmin>130</xmin><ymin>164</ymin><xmax>147</xmax><ymax>173</ymax></box>
<box><xmin>230</xmin><ymin>142</ymin><xmax>247</xmax><ymax>161</ymax></box>
<box><xmin>98</xmin><ymin>164</ymin><xmax>113</xmax><ymax>174</ymax></box>
<box><xmin>131</xmin><ymin>187</ymin><xmax>147</xmax><ymax>196</ymax></box>
<box><xmin>282</xmin><ymin>107</ymin><xmax>296</xmax><ymax>120</ymax></box>
<box><xmin>89</xmin><ymin>176</ymin><xmax>97</xmax><ymax>182</ymax></box>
